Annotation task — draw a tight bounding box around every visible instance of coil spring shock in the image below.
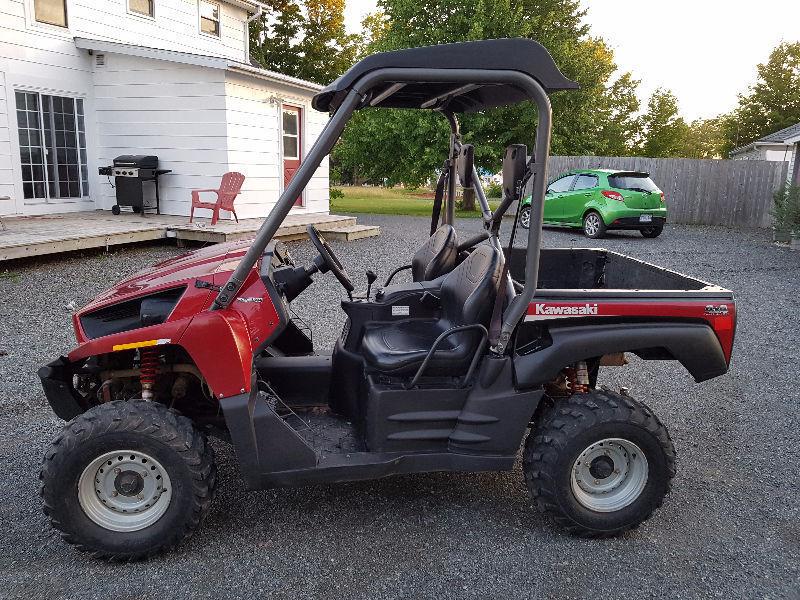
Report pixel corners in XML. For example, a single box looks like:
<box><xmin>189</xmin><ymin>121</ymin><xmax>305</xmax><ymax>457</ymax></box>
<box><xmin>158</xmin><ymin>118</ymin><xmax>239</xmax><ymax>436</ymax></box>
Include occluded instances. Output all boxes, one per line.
<box><xmin>139</xmin><ymin>347</ymin><xmax>159</xmax><ymax>401</ymax></box>
<box><xmin>563</xmin><ymin>361</ymin><xmax>590</xmax><ymax>395</ymax></box>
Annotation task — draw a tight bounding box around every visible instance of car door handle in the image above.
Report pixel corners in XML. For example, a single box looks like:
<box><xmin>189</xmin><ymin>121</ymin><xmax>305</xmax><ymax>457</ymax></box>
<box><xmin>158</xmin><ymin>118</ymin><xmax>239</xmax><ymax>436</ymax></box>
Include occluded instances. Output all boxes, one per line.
<box><xmin>583</xmin><ymin>192</ymin><xmax>592</xmax><ymax>197</ymax></box>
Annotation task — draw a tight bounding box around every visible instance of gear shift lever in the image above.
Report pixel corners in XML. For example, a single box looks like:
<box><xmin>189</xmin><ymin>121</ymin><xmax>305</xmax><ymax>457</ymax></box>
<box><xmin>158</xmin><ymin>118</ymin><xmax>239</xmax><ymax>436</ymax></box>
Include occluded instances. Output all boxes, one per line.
<box><xmin>365</xmin><ymin>270</ymin><xmax>377</xmax><ymax>300</ymax></box>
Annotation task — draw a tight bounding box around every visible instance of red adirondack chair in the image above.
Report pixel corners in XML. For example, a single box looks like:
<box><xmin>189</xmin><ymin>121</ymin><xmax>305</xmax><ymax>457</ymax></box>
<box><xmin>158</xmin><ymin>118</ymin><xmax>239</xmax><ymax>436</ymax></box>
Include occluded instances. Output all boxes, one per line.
<box><xmin>189</xmin><ymin>172</ymin><xmax>245</xmax><ymax>225</ymax></box>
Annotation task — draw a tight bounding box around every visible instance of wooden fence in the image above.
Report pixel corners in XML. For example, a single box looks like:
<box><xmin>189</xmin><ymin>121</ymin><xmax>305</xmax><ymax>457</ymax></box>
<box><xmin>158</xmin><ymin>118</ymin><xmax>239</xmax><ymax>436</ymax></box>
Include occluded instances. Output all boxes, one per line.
<box><xmin>535</xmin><ymin>156</ymin><xmax>789</xmax><ymax>228</ymax></box>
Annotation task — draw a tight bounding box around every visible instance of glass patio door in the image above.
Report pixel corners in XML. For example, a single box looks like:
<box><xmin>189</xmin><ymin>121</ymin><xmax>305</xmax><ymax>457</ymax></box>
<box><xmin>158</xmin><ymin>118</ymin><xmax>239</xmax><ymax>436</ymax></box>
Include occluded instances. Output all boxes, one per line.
<box><xmin>15</xmin><ymin>91</ymin><xmax>89</xmax><ymax>203</ymax></box>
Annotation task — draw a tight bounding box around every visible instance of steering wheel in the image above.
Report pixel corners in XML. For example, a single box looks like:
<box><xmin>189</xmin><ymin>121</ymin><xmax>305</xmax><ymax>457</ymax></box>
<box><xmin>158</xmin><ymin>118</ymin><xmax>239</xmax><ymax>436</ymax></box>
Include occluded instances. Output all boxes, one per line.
<box><xmin>306</xmin><ymin>225</ymin><xmax>355</xmax><ymax>294</ymax></box>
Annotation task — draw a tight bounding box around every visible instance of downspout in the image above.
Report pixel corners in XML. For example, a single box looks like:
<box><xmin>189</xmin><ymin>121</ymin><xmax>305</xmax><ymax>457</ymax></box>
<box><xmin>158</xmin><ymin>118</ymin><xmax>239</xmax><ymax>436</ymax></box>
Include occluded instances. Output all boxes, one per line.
<box><xmin>245</xmin><ymin>3</ymin><xmax>264</xmax><ymax>64</ymax></box>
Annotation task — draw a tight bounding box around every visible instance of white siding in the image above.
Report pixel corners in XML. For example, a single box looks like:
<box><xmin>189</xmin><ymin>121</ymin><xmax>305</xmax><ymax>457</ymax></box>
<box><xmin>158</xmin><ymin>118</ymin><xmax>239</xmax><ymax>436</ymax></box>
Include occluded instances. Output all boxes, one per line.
<box><xmin>0</xmin><ymin>0</ymin><xmax>329</xmax><ymax>219</ymax></box>
<box><xmin>69</xmin><ymin>0</ymin><xmax>249</xmax><ymax>63</ymax></box>
<box><xmin>763</xmin><ymin>145</ymin><xmax>793</xmax><ymax>162</ymax></box>
<box><xmin>93</xmin><ymin>52</ymin><xmax>229</xmax><ymax>214</ymax></box>
<box><xmin>0</xmin><ymin>67</ymin><xmax>16</xmax><ymax>215</ymax></box>
<box><xmin>223</xmin><ymin>72</ymin><xmax>329</xmax><ymax>220</ymax></box>
<box><xmin>0</xmin><ymin>0</ymin><xmax>96</xmax><ymax>215</ymax></box>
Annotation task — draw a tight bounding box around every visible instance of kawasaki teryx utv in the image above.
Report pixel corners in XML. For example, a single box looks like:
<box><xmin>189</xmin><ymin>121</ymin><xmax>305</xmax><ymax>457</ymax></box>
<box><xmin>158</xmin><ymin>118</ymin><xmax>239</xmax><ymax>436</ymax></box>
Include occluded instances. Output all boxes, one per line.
<box><xmin>38</xmin><ymin>39</ymin><xmax>737</xmax><ymax>559</ymax></box>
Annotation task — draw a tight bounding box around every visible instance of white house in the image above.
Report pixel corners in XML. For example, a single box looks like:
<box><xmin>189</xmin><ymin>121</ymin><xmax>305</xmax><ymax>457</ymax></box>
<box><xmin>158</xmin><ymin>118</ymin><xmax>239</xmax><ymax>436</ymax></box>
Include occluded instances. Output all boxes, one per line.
<box><xmin>730</xmin><ymin>121</ymin><xmax>800</xmax><ymax>185</ymax></box>
<box><xmin>0</xmin><ymin>0</ymin><xmax>330</xmax><ymax>220</ymax></box>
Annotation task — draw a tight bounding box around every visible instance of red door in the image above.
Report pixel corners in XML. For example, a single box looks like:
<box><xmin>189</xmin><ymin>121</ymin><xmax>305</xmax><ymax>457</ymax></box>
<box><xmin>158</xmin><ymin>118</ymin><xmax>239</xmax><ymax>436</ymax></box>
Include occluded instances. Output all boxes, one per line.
<box><xmin>282</xmin><ymin>105</ymin><xmax>303</xmax><ymax>206</ymax></box>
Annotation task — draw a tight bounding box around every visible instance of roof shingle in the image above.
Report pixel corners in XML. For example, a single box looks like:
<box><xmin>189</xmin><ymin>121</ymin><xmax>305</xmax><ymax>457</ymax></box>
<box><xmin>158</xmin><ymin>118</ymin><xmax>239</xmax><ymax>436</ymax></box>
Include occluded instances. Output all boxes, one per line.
<box><xmin>756</xmin><ymin>121</ymin><xmax>800</xmax><ymax>143</ymax></box>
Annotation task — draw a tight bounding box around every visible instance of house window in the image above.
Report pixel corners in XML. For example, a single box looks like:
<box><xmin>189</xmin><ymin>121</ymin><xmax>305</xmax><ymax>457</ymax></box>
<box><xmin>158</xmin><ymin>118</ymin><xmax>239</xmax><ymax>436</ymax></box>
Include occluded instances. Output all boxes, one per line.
<box><xmin>129</xmin><ymin>0</ymin><xmax>154</xmax><ymax>18</ymax></box>
<box><xmin>199</xmin><ymin>1</ymin><xmax>220</xmax><ymax>36</ymax></box>
<box><xmin>34</xmin><ymin>0</ymin><xmax>68</xmax><ymax>27</ymax></box>
<box><xmin>282</xmin><ymin>109</ymin><xmax>299</xmax><ymax>159</ymax></box>
<box><xmin>15</xmin><ymin>91</ymin><xmax>89</xmax><ymax>200</ymax></box>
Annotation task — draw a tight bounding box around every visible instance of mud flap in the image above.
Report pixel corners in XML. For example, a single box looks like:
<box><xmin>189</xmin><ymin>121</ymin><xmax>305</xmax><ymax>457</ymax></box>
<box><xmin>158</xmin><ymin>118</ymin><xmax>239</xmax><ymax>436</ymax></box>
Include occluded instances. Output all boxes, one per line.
<box><xmin>38</xmin><ymin>357</ymin><xmax>84</xmax><ymax>421</ymax></box>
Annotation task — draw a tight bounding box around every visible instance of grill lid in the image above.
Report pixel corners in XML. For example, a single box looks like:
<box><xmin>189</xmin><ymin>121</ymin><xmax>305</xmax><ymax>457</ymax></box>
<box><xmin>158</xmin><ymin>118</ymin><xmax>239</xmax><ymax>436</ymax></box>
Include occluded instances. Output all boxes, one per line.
<box><xmin>113</xmin><ymin>155</ymin><xmax>158</xmax><ymax>168</ymax></box>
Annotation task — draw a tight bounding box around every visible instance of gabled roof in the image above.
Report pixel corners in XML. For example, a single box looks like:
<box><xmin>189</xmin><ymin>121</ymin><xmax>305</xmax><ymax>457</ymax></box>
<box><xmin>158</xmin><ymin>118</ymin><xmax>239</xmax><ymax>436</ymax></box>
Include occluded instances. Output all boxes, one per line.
<box><xmin>730</xmin><ymin>121</ymin><xmax>800</xmax><ymax>156</ymax></box>
<box><xmin>74</xmin><ymin>37</ymin><xmax>322</xmax><ymax>93</ymax></box>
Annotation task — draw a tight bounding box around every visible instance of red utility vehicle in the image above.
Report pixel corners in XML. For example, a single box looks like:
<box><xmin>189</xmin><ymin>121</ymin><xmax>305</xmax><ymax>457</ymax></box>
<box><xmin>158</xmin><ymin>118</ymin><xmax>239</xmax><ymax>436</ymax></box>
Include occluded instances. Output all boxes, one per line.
<box><xmin>38</xmin><ymin>39</ymin><xmax>735</xmax><ymax>559</ymax></box>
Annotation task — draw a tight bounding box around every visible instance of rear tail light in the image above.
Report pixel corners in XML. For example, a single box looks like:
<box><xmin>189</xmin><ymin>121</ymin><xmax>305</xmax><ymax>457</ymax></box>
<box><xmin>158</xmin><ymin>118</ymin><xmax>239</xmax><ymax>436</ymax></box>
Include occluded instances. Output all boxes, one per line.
<box><xmin>660</xmin><ymin>192</ymin><xmax>665</xmax><ymax>203</ymax></box>
<box><xmin>707</xmin><ymin>304</ymin><xmax>737</xmax><ymax>364</ymax></box>
<box><xmin>601</xmin><ymin>190</ymin><xmax>625</xmax><ymax>202</ymax></box>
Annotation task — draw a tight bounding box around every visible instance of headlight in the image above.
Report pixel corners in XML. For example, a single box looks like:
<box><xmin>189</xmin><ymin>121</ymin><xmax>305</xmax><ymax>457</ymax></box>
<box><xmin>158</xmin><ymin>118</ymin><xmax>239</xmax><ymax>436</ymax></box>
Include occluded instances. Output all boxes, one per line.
<box><xmin>80</xmin><ymin>287</ymin><xmax>185</xmax><ymax>339</ymax></box>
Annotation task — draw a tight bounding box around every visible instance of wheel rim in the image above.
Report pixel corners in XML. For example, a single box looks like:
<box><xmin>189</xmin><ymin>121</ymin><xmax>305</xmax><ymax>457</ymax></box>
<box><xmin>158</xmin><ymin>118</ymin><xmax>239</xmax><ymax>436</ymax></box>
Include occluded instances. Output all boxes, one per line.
<box><xmin>570</xmin><ymin>438</ymin><xmax>648</xmax><ymax>512</ymax></box>
<box><xmin>584</xmin><ymin>213</ymin><xmax>600</xmax><ymax>236</ymax></box>
<box><xmin>78</xmin><ymin>450</ymin><xmax>173</xmax><ymax>532</ymax></box>
<box><xmin>520</xmin><ymin>207</ymin><xmax>531</xmax><ymax>228</ymax></box>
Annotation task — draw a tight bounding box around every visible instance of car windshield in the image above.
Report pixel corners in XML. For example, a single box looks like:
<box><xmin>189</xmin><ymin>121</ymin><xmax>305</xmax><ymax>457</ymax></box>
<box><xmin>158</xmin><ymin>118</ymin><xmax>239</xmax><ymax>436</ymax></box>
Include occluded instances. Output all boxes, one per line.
<box><xmin>608</xmin><ymin>174</ymin><xmax>660</xmax><ymax>193</ymax></box>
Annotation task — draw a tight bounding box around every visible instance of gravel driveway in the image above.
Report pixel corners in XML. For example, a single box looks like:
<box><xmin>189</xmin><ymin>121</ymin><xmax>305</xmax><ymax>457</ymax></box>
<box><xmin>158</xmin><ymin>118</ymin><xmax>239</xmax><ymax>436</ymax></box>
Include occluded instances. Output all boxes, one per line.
<box><xmin>0</xmin><ymin>216</ymin><xmax>797</xmax><ymax>599</ymax></box>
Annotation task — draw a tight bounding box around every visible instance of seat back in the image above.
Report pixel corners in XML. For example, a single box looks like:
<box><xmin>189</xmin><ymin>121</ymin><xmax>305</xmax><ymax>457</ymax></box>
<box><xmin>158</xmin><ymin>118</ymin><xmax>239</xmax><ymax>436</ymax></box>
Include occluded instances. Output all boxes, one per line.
<box><xmin>218</xmin><ymin>172</ymin><xmax>246</xmax><ymax>211</ymax></box>
<box><xmin>440</xmin><ymin>243</ymin><xmax>504</xmax><ymax>328</ymax></box>
<box><xmin>411</xmin><ymin>224</ymin><xmax>458</xmax><ymax>281</ymax></box>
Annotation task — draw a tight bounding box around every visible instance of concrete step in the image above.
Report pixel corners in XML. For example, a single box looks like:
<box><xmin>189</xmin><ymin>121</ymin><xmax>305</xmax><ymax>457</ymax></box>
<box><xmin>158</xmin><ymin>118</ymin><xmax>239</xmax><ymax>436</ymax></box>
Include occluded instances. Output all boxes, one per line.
<box><xmin>317</xmin><ymin>224</ymin><xmax>381</xmax><ymax>242</ymax></box>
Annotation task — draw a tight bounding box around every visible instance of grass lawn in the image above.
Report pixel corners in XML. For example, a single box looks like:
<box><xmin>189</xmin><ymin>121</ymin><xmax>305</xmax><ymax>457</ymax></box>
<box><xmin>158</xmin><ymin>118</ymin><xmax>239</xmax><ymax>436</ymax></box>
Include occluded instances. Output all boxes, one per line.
<box><xmin>331</xmin><ymin>186</ymin><xmax>499</xmax><ymax>217</ymax></box>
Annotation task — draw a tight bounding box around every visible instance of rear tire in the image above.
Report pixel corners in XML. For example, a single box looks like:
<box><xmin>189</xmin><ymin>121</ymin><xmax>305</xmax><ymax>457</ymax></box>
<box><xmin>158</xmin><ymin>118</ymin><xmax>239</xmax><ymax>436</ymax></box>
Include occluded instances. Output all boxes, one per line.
<box><xmin>640</xmin><ymin>226</ymin><xmax>663</xmax><ymax>238</ymax></box>
<box><xmin>582</xmin><ymin>211</ymin><xmax>606</xmax><ymax>239</ymax></box>
<box><xmin>523</xmin><ymin>390</ymin><xmax>675</xmax><ymax>537</ymax></box>
<box><xmin>40</xmin><ymin>400</ymin><xmax>217</xmax><ymax>560</ymax></box>
<box><xmin>519</xmin><ymin>205</ymin><xmax>531</xmax><ymax>229</ymax></box>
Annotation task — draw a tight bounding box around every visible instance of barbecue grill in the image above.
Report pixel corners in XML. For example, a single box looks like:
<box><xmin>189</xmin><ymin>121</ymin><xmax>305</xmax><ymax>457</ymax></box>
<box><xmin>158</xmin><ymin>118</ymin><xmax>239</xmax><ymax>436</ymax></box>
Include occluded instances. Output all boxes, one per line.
<box><xmin>99</xmin><ymin>155</ymin><xmax>171</xmax><ymax>216</ymax></box>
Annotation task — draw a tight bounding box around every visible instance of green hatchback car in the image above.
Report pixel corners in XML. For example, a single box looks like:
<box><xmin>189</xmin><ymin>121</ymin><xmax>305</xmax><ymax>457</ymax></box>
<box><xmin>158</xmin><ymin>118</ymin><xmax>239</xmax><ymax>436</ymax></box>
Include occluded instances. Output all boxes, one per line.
<box><xmin>520</xmin><ymin>169</ymin><xmax>667</xmax><ymax>238</ymax></box>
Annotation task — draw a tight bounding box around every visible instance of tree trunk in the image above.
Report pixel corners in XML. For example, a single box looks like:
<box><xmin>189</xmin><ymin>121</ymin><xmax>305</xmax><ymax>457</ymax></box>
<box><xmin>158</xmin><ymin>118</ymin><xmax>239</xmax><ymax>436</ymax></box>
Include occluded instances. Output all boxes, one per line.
<box><xmin>461</xmin><ymin>187</ymin><xmax>475</xmax><ymax>211</ymax></box>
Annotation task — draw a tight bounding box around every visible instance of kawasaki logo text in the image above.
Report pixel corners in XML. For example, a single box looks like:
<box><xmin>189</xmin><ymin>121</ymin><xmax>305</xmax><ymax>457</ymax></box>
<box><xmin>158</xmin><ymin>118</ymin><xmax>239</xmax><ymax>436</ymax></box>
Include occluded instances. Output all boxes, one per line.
<box><xmin>534</xmin><ymin>303</ymin><xmax>599</xmax><ymax>316</ymax></box>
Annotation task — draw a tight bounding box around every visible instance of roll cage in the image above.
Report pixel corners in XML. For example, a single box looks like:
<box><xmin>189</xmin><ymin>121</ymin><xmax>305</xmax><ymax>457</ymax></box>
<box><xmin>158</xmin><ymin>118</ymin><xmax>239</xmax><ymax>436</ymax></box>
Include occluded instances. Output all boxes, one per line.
<box><xmin>213</xmin><ymin>38</ymin><xmax>578</xmax><ymax>354</ymax></box>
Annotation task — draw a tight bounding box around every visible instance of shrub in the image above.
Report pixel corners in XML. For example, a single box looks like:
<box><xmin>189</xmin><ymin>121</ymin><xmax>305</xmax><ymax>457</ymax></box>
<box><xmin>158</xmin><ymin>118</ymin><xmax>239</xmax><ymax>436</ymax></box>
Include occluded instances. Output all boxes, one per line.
<box><xmin>330</xmin><ymin>187</ymin><xmax>344</xmax><ymax>200</ymax></box>
<box><xmin>485</xmin><ymin>181</ymin><xmax>502</xmax><ymax>198</ymax></box>
<box><xmin>773</xmin><ymin>184</ymin><xmax>800</xmax><ymax>231</ymax></box>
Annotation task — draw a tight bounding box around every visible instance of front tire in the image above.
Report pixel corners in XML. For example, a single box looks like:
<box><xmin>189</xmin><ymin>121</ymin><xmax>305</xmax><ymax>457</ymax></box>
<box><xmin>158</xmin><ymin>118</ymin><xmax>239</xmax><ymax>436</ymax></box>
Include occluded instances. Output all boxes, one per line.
<box><xmin>40</xmin><ymin>400</ymin><xmax>217</xmax><ymax>560</ymax></box>
<box><xmin>640</xmin><ymin>226</ymin><xmax>663</xmax><ymax>238</ymax></box>
<box><xmin>523</xmin><ymin>390</ymin><xmax>675</xmax><ymax>537</ymax></box>
<box><xmin>519</xmin><ymin>205</ymin><xmax>531</xmax><ymax>229</ymax></box>
<box><xmin>582</xmin><ymin>211</ymin><xmax>606</xmax><ymax>239</ymax></box>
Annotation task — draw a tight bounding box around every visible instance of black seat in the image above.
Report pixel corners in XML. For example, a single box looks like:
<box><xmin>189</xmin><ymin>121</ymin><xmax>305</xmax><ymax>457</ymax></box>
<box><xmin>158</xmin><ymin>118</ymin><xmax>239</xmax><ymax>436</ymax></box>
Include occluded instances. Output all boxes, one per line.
<box><xmin>362</xmin><ymin>243</ymin><xmax>504</xmax><ymax>375</ymax></box>
<box><xmin>411</xmin><ymin>224</ymin><xmax>458</xmax><ymax>282</ymax></box>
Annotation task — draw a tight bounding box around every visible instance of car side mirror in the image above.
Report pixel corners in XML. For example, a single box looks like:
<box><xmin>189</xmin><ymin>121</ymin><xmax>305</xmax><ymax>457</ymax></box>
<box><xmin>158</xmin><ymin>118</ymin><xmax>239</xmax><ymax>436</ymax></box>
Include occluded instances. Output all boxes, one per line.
<box><xmin>502</xmin><ymin>144</ymin><xmax>528</xmax><ymax>201</ymax></box>
<box><xmin>456</xmin><ymin>144</ymin><xmax>474</xmax><ymax>188</ymax></box>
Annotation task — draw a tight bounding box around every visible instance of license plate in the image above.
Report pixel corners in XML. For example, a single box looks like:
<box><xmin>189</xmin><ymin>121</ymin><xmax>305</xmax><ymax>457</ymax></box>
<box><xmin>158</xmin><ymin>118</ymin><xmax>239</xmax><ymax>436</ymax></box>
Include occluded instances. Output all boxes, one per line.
<box><xmin>639</xmin><ymin>214</ymin><xmax>652</xmax><ymax>223</ymax></box>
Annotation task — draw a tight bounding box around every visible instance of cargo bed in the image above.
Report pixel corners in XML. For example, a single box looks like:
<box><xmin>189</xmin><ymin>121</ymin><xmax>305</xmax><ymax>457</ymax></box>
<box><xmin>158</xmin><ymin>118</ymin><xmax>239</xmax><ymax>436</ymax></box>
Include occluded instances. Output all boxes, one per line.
<box><xmin>506</xmin><ymin>248</ymin><xmax>737</xmax><ymax>386</ymax></box>
<box><xmin>509</xmin><ymin>248</ymin><xmax>728</xmax><ymax>295</ymax></box>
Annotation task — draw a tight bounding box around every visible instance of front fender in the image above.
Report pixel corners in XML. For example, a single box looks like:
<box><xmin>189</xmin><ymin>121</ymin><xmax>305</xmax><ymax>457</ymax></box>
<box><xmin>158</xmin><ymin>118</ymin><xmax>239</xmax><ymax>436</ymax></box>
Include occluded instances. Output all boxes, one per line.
<box><xmin>177</xmin><ymin>310</ymin><xmax>254</xmax><ymax>399</ymax></box>
<box><xmin>514</xmin><ymin>321</ymin><xmax>729</xmax><ymax>389</ymax></box>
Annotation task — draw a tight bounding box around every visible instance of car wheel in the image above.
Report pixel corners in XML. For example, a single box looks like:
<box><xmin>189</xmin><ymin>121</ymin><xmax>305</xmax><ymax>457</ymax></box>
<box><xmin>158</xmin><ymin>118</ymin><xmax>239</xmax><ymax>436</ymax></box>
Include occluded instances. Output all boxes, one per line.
<box><xmin>519</xmin><ymin>206</ymin><xmax>531</xmax><ymax>229</ymax></box>
<box><xmin>40</xmin><ymin>400</ymin><xmax>217</xmax><ymax>560</ymax></box>
<box><xmin>640</xmin><ymin>226</ymin><xmax>663</xmax><ymax>238</ymax></box>
<box><xmin>523</xmin><ymin>390</ymin><xmax>675</xmax><ymax>537</ymax></box>
<box><xmin>582</xmin><ymin>211</ymin><xmax>606</xmax><ymax>239</ymax></box>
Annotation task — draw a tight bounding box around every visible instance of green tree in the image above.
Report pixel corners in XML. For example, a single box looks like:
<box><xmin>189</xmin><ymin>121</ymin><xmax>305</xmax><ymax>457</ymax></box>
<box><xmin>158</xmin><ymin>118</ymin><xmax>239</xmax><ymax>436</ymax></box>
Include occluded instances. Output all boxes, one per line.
<box><xmin>249</xmin><ymin>1</ymin><xmax>304</xmax><ymax>75</ymax></box>
<box><xmin>721</xmin><ymin>41</ymin><xmax>800</xmax><ymax>155</ymax></box>
<box><xmin>639</xmin><ymin>88</ymin><xmax>689</xmax><ymax>158</ymax></box>
<box><xmin>333</xmin><ymin>0</ymin><xmax>644</xmax><ymax>186</ymax></box>
<box><xmin>681</xmin><ymin>117</ymin><xmax>724</xmax><ymax>159</ymax></box>
<box><xmin>249</xmin><ymin>0</ymin><xmax>359</xmax><ymax>85</ymax></box>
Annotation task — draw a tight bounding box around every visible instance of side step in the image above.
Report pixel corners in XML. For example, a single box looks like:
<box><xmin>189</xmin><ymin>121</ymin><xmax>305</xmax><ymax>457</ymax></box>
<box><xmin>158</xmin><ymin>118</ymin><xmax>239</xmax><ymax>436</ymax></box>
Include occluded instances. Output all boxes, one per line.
<box><xmin>317</xmin><ymin>223</ymin><xmax>380</xmax><ymax>241</ymax></box>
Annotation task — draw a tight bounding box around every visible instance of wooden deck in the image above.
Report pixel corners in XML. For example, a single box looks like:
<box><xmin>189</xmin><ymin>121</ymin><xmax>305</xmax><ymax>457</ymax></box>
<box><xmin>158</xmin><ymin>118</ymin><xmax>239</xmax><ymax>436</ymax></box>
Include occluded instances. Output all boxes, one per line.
<box><xmin>0</xmin><ymin>210</ymin><xmax>379</xmax><ymax>262</ymax></box>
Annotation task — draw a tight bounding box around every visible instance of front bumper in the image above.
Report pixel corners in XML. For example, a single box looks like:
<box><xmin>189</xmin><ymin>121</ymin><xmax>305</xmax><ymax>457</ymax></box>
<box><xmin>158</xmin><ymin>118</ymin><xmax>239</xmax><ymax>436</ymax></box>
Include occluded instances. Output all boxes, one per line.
<box><xmin>38</xmin><ymin>357</ymin><xmax>84</xmax><ymax>421</ymax></box>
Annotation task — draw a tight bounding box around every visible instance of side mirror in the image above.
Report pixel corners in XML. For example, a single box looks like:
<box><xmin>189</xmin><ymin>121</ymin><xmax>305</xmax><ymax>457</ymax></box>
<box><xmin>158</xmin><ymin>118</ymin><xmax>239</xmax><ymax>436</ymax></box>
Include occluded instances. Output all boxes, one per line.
<box><xmin>545</xmin><ymin>187</ymin><xmax>553</xmax><ymax>195</ymax></box>
<box><xmin>502</xmin><ymin>144</ymin><xmax>527</xmax><ymax>201</ymax></box>
<box><xmin>456</xmin><ymin>144</ymin><xmax>474</xmax><ymax>188</ymax></box>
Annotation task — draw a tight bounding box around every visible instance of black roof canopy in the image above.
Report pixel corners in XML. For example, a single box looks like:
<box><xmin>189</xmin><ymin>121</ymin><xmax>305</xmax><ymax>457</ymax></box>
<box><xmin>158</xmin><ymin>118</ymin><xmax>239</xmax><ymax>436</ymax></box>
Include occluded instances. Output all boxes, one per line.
<box><xmin>312</xmin><ymin>38</ymin><xmax>578</xmax><ymax>114</ymax></box>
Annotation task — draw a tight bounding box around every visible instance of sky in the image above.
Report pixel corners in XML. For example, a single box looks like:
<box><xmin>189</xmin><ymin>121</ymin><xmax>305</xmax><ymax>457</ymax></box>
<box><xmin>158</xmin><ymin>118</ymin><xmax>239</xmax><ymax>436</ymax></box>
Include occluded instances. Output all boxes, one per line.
<box><xmin>343</xmin><ymin>0</ymin><xmax>800</xmax><ymax>121</ymax></box>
